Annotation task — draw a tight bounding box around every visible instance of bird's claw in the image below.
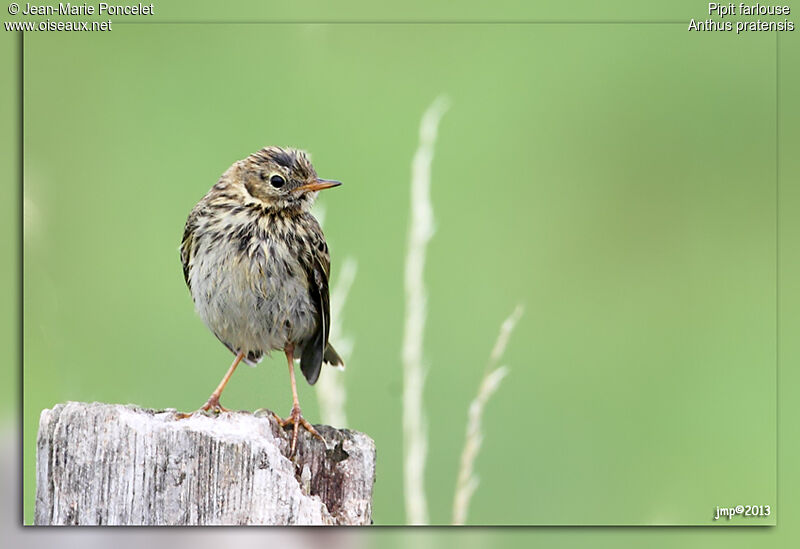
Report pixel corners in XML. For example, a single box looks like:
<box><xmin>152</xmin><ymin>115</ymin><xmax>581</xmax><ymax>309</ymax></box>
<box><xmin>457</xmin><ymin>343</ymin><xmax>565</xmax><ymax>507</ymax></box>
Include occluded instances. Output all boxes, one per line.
<box><xmin>175</xmin><ymin>395</ymin><xmax>229</xmax><ymax>419</ymax></box>
<box><xmin>273</xmin><ymin>406</ymin><xmax>325</xmax><ymax>455</ymax></box>
<box><xmin>200</xmin><ymin>394</ymin><xmax>229</xmax><ymax>414</ymax></box>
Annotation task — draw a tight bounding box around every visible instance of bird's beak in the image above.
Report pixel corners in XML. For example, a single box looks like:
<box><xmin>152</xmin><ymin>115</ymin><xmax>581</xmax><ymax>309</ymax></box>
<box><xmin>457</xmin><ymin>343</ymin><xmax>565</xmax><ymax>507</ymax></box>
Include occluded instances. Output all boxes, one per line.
<box><xmin>295</xmin><ymin>179</ymin><xmax>342</xmax><ymax>193</ymax></box>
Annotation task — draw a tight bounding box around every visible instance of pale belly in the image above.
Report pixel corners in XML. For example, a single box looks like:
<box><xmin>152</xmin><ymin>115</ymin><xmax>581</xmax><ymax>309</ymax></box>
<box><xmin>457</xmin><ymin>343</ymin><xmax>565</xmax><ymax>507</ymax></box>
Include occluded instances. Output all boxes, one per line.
<box><xmin>188</xmin><ymin>233</ymin><xmax>317</xmax><ymax>363</ymax></box>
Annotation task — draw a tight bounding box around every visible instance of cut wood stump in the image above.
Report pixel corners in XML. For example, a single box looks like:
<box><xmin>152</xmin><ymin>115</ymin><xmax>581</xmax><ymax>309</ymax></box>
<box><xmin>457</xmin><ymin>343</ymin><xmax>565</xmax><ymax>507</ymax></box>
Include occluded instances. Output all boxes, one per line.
<box><xmin>35</xmin><ymin>402</ymin><xmax>376</xmax><ymax>525</ymax></box>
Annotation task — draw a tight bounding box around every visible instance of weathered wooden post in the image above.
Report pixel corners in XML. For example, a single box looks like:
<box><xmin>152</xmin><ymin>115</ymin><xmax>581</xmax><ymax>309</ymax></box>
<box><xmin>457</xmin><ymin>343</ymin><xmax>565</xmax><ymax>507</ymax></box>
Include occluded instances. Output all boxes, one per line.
<box><xmin>35</xmin><ymin>402</ymin><xmax>375</xmax><ymax>525</ymax></box>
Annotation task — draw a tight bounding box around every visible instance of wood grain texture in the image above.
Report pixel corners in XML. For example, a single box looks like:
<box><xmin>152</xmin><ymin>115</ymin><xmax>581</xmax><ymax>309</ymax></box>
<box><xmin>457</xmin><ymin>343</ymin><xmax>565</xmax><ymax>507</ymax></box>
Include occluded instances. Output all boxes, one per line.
<box><xmin>35</xmin><ymin>402</ymin><xmax>375</xmax><ymax>525</ymax></box>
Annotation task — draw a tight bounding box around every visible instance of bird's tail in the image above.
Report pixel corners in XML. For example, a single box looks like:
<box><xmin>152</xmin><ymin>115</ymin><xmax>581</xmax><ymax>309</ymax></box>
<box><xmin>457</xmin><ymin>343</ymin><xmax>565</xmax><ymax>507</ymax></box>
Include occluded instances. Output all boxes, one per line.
<box><xmin>324</xmin><ymin>343</ymin><xmax>345</xmax><ymax>370</ymax></box>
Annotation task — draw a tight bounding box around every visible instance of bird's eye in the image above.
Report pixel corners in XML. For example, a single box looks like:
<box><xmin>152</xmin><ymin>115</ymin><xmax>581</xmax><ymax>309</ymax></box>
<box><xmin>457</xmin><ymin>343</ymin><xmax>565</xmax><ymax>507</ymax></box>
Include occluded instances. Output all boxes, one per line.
<box><xmin>269</xmin><ymin>174</ymin><xmax>286</xmax><ymax>189</ymax></box>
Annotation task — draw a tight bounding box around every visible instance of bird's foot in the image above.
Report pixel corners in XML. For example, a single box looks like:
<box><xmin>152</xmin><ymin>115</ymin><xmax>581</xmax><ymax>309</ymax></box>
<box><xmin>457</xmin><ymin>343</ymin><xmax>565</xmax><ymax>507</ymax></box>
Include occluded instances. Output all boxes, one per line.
<box><xmin>273</xmin><ymin>406</ymin><xmax>325</xmax><ymax>455</ymax></box>
<box><xmin>174</xmin><ymin>395</ymin><xmax>229</xmax><ymax>419</ymax></box>
<box><xmin>200</xmin><ymin>394</ymin><xmax>230</xmax><ymax>414</ymax></box>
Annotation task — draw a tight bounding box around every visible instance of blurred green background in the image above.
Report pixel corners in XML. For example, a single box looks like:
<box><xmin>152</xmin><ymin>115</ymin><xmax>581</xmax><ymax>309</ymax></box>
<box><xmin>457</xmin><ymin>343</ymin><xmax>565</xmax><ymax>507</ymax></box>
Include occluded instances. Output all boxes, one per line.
<box><xmin>16</xmin><ymin>9</ymin><xmax>787</xmax><ymax>530</ymax></box>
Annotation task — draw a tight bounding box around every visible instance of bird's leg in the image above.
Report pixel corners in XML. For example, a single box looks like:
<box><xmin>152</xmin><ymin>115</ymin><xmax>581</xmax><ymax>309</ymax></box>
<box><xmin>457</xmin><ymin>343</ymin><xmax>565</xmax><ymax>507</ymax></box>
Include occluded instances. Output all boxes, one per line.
<box><xmin>273</xmin><ymin>345</ymin><xmax>325</xmax><ymax>455</ymax></box>
<box><xmin>176</xmin><ymin>351</ymin><xmax>245</xmax><ymax>418</ymax></box>
<box><xmin>201</xmin><ymin>350</ymin><xmax>246</xmax><ymax>412</ymax></box>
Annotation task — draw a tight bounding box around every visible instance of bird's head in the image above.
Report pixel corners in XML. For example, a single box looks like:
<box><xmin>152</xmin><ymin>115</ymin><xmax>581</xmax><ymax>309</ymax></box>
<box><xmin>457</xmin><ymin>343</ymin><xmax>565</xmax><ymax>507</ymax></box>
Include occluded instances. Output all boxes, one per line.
<box><xmin>238</xmin><ymin>146</ymin><xmax>341</xmax><ymax>211</ymax></box>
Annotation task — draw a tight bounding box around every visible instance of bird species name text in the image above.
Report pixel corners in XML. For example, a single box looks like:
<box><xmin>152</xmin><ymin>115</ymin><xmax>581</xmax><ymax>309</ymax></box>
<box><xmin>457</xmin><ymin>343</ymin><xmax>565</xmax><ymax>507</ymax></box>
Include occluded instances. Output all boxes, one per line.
<box><xmin>688</xmin><ymin>3</ymin><xmax>795</xmax><ymax>33</ymax></box>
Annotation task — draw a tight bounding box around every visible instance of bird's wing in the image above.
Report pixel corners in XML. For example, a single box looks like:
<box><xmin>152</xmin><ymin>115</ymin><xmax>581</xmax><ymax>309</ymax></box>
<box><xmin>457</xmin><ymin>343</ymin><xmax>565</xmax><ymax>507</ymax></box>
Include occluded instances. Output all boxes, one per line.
<box><xmin>299</xmin><ymin>216</ymin><xmax>331</xmax><ymax>385</ymax></box>
<box><xmin>180</xmin><ymin>208</ymin><xmax>199</xmax><ymax>292</ymax></box>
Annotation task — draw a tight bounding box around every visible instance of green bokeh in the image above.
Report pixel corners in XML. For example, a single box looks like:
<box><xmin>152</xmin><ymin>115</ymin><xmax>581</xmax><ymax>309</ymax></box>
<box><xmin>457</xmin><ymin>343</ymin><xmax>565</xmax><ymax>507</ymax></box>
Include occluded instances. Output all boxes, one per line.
<box><xmin>21</xmin><ymin>20</ymin><xmax>780</xmax><ymax>528</ymax></box>
<box><xmin>1</xmin><ymin>30</ymin><xmax>19</xmax><ymax>421</ymax></box>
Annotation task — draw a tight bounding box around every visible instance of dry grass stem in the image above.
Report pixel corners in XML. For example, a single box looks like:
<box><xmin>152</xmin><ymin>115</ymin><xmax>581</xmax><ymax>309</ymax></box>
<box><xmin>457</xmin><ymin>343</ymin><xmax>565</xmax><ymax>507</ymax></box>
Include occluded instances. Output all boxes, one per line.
<box><xmin>316</xmin><ymin>257</ymin><xmax>357</xmax><ymax>428</ymax></box>
<box><xmin>452</xmin><ymin>305</ymin><xmax>523</xmax><ymax>525</ymax></box>
<box><xmin>402</xmin><ymin>95</ymin><xmax>449</xmax><ymax>525</ymax></box>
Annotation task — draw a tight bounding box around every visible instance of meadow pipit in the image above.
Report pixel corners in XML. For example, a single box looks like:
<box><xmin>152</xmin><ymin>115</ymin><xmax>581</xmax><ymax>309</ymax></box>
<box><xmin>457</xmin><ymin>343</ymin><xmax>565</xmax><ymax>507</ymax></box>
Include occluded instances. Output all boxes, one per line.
<box><xmin>180</xmin><ymin>146</ymin><xmax>343</xmax><ymax>454</ymax></box>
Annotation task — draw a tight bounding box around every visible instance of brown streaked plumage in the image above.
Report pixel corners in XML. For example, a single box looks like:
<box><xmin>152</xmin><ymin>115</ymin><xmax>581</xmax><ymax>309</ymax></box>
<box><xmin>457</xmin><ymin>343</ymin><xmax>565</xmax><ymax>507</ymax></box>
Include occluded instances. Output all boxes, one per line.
<box><xmin>179</xmin><ymin>146</ymin><xmax>343</xmax><ymax>454</ymax></box>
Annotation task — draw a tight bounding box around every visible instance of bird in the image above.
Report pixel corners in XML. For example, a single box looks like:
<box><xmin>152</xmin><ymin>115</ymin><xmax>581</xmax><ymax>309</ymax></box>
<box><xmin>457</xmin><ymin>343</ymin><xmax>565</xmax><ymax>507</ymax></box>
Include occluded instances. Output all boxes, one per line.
<box><xmin>179</xmin><ymin>146</ymin><xmax>344</xmax><ymax>454</ymax></box>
